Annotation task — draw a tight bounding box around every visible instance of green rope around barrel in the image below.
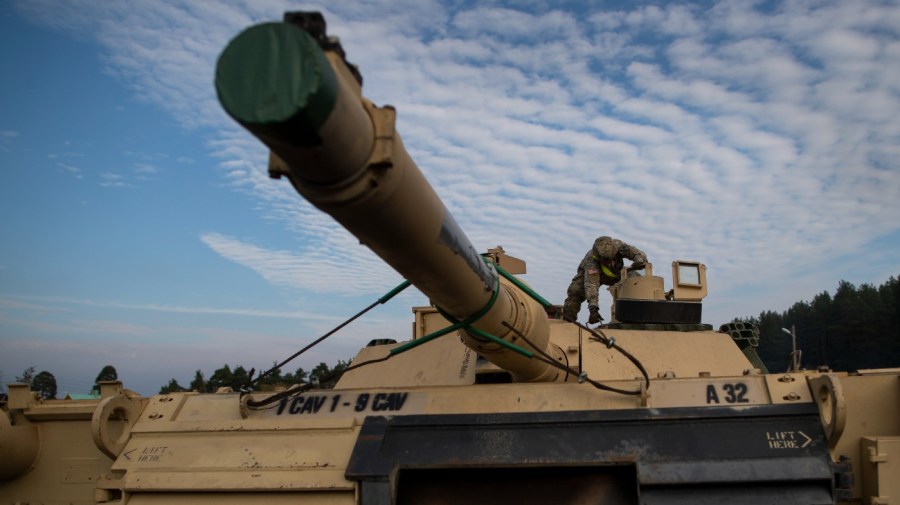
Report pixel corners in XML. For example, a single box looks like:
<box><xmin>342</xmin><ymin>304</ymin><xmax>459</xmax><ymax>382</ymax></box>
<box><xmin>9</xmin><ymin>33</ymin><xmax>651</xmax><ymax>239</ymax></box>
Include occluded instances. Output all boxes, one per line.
<box><xmin>389</xmin><ymin>273</ymin><xmax>500</xmax><ymax>355</ymax></box>
<box><xmin>494</xmin><ymin>263</ymin><xmax>552</xmax><ymax>308</ymax></box>
<box><xmin>390</xmin><ymin>261</ymin><xmax>547</xmax><ymax>359</ymax></box>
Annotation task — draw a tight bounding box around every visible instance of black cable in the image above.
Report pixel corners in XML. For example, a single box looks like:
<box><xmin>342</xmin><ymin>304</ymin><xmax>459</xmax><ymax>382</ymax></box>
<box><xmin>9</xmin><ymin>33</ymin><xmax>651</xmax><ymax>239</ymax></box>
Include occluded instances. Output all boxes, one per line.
<box><xmin>245</xmin><ymin>354</ymin><xmax>394</xmax><ymax>410</ymax></box>
<box><xmin>578</xmin><ymin>322</ymin><xmax>651</xmax><ymax>391</ymax></box>
<box><xmin>249</xmin><ymin>318</ymin><xmax>650</xmax><ymax>410</ymax></box>
<box><xmin>243</xmin><ymin>259</ymin><xmax>650</xmax><ymax>408</ymax></box>
<box><xmin>499</xmin><ymin>321</ymin><xmax>569</xmax><ymax>382</ymax></box>
<box><xmin>246</xmin><ymin>280</ymin><xmax>411</xmax><ymax>389</ymax></box>
<box><xmin>502</xmin><ymin>321</ymin><xmax>649</xmax><ymax>396</ymax></box>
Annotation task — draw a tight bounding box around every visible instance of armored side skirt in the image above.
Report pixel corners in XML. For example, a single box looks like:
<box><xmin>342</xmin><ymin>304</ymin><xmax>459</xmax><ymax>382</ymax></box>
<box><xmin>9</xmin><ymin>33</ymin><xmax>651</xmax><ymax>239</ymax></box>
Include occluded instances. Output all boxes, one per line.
<box><xmin>347</xmin><ymin>404</ymin><xmax>840</xmax><ymax>505</ymax></box>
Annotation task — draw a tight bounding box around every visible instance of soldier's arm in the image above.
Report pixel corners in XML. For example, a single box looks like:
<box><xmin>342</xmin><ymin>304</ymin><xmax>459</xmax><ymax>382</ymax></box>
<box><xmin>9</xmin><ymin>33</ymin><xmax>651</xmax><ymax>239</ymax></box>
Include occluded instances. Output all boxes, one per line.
<box><xmin>620</xmin><ymin>242</ymin><xmax>648</xmax><ymax>264</ymax></box>
<box><xmin>583</xmin><ymin>261</ymin><xmax>602</xmax><ymax>307</ymax></box>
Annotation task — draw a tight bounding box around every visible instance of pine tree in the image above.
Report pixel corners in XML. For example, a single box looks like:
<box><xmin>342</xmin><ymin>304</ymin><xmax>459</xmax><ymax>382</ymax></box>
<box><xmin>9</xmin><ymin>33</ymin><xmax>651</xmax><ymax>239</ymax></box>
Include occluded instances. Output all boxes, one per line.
<box><xmin>742</xmin><ymin>276</ymin><xmax>900</xmax><ymax>372</ymax></box>
<box><xmin>92</xmin><ymin>365</ymin><xmax>118</xmax><ymax>394</ymax></box>
<box><xmin>32</xmin><ymin>371</ymin><xmax>57</xmax><ymax>400</ymax></box>
<box><xmin>15</xmin><ymin>366</ymin><xmax>36</xmax><ymax>385</ymax></box>
<box><xmin>189</xmin><ymin>370</ymin><xmax>206</xmax><ymax>392</ymax></box>
<box><xmin>207</xmin><ymin>365</ymin><xmax>234</xmax><ymax>392</ymax></box>
<box><xmin>159</xmin><ymin>378</ymin><xmax>186</xmax><ymax>394</ymax></box>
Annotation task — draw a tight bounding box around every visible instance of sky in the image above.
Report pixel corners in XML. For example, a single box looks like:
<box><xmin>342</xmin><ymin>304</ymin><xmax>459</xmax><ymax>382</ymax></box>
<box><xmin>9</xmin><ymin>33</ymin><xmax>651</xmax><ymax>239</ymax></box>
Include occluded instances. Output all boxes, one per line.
<box><xmin>1</xmin><ymin>0</ymin><xmax>898</xmax><ymax>396</ymax></box>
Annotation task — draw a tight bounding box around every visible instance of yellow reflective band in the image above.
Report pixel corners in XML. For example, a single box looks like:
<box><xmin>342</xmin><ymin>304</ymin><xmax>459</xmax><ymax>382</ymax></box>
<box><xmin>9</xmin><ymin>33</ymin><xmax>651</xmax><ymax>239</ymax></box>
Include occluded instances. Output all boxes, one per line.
<box><xmin>601</xmin><ymin>264</ymin><xmax>614</xmax><ymax>277</ymax></box>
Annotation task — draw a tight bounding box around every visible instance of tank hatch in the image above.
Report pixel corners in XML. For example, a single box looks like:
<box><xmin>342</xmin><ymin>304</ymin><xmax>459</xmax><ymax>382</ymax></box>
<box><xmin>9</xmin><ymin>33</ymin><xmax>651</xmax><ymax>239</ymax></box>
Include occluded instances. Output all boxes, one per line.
<box><xmin>608</xmin><ymin>261</ymin><xmax>711</xmax><ymax>330</ymax></box>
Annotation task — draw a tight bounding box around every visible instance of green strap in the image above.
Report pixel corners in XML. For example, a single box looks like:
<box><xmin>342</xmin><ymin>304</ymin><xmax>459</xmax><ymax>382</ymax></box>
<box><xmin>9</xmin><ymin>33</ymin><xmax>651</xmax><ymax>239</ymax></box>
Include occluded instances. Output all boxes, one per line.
<box><xmin>390</xmin><ymin>277</ymin><xmax>501</xmax><ymax>355</ymax></box>
<box><xmin>379</xmin><ymin>280</ymin><xmax>412</xmax><ymax>304</ymax></box>
<box><xmin>493</xmin><ymin>263</ymin><xmax>552</xmax><ymax>308</ymax></box>
<box><xmin>391</xmin><ymin>260</ymin><xmax>546</xmax><ymax>359</ymax></box>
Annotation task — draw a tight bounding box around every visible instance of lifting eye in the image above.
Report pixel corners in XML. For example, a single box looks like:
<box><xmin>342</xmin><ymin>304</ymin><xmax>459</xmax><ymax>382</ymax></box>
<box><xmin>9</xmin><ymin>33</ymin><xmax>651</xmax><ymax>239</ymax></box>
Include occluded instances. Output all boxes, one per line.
<box><xmin>91</xmin><ymin>396</ymin><xmax>143</xmax><ymax>459</ymax></box>
<box><xmin>809</xmin><ymin>374</ymin><xmax>846</xmax><ymax>448</ymax></box>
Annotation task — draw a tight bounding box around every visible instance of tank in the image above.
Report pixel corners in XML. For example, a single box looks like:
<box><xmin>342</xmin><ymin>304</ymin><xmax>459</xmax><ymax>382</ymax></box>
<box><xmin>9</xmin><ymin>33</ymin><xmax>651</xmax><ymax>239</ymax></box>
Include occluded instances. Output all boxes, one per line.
<box><xmin>2</xmin><ymin>12</ymin><xmax>899</xmax><ymax>505</ymax></box>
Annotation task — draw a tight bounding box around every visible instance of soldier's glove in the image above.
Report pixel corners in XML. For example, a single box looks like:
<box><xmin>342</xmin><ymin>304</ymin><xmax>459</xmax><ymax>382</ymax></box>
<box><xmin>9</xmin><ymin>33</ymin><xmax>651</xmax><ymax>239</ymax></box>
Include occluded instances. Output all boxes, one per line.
<box><xmin>588</xmin><ymin>305</ymin><xmax>603</xmax><ymax>324</ymax></box>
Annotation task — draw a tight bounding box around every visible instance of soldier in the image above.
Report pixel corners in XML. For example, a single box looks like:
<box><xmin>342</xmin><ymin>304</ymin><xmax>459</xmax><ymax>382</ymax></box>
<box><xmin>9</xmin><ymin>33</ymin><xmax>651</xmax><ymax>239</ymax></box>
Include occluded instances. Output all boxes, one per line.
<box><xmin>563</xmin><ymin>236</ymin><xmax>648</xmax><ymax>324</ymax></box>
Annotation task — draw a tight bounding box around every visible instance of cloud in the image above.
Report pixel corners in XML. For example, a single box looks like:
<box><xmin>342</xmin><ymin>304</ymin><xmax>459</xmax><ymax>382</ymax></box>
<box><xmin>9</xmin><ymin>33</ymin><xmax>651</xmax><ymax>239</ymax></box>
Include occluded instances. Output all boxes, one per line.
<box><xmin>0</xmin><ymin>130</ymin><xmax>17</xmax><ymax>151</ymax></box>
<box><xmin>12</xmin><ymin>0</ymin><xmax>900</xmax><ymax>328</ymax></box>
<box><xmin>56</xmin><ymin>162</ymin><xmax>84</xmax><ymax>179</ymax></box>
<box><xmin>134</xmin><ymin>163</ymin><xmax>158</xmax><ymax>174</ymax></box>
<box><xmin>199</xmin><ymin>232</ymin><xmax>406</xmax><ymax>296</ymax></box>
<box><xmin>0</xmin><ymin>296</ymin><xmax>67</xmax><ymax>312</ymax></box>
<box><xmin>99</xmin><ymin>171</ymin><xmax>130</xmax><ymax>188</ymax></box>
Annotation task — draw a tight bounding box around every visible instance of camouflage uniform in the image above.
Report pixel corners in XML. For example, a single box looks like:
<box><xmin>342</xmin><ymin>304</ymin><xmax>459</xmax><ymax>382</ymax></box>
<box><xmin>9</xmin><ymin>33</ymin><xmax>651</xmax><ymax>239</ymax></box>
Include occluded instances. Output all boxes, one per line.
<box><xmin>562</xmin><ymin>236</ymin><xmax>648</xmax><ymax>322</ymax></box>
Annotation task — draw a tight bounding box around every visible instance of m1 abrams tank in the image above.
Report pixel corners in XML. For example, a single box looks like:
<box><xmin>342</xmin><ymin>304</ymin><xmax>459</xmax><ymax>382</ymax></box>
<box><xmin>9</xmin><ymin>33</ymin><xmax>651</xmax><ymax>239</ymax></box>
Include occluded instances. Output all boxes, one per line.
<box><xmin>2</xmin><ymin>11</ymin><xmax>899</xmax><ymax>505</ymax></box>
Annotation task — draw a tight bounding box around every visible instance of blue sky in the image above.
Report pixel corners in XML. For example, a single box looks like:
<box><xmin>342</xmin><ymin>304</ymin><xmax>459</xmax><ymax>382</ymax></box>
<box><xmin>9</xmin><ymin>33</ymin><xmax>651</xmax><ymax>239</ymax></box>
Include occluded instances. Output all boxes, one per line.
<box><xmin>1</xmin><ymin>0</ymin><xmax>898</xmax><ymax>396</ymax></box>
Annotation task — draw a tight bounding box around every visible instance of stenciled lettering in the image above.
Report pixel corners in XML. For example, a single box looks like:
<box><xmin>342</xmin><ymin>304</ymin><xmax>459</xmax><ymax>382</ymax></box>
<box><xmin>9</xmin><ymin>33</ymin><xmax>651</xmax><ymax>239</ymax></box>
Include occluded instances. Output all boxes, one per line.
<box><xmin>137</xmin><ymin>446</ymin><xmax>168</xmax><ymax>462</ymax></box>
<box><xmin>288</xmin><ymin>395</ymin><xmax>327</xmax><ymax>415</ymax></box>
<box><xmin>723</xmin><ymin>383</ymin><xmax>749</xmax><ymax>403</ymax></box>
<box><xmin>372</xmin><ymin>392</ymin><xmax>408</xmax><ymax>412</ymax></box>
<box><xmin>765</xmin><ymin>431</ymin><xmax>811</xmax><ymax>450</ymax></box>
<box><xmin>355</xmin><ymin>393</ymin><xmax>370</xmax><ymax>412</ymax></box>
<box><xmin>706</xmin><ymin>382</ymin><xmax>750</xmax><ymax>404</ymax></box>
<box><xmin>273</xmin><ymin>392</ymin><xmax>412</xmax><ymax>416</ymax></box>
<box><xmin>706</xmin><ymin>385</ymin><xmax>720</xmax><ymax>404</ymax></box>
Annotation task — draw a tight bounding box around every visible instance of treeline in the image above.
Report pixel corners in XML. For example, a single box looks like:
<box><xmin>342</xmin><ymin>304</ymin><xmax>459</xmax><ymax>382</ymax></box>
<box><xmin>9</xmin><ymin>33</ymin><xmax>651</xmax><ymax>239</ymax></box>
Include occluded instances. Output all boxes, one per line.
<box><xmin>740</xmin><ymin>276</ymin><xmax>900</xmax><ymax>373</ymax></box>
<box><xmin>159</xmin><ymin>360</ymin><xmax>350</xmax><ymax>394</ymax></box>
<box><xmin>2</xmin><ymin>365</ymin><xmax>118</xmax><ymax>400</ymax></box>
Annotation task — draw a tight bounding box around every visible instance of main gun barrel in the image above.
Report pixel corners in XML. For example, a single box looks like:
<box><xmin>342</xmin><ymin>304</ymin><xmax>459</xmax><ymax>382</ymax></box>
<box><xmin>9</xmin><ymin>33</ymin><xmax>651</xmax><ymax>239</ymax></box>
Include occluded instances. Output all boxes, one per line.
<box><xmin>215</xmin><ymin>16</ymin><xmax>564</xmax><ymax>382</ymax></box>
